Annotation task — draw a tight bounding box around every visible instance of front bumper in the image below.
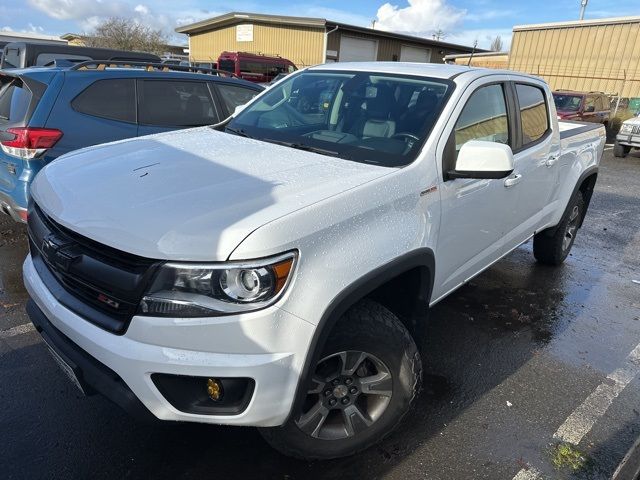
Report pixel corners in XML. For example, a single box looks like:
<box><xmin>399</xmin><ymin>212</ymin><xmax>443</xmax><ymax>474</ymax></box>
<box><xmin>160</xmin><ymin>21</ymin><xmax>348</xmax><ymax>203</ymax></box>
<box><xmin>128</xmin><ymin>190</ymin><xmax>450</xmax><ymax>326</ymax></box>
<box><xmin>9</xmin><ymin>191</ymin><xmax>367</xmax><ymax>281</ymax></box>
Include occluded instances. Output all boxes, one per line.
<box><xmin>0</xmin><ymin>189</ymin><xmax>27</xmax><ymax>223</ymax></box>
<box><xmin>23</xmin><ymin>254</ymin><xmax>315</xmax><ymax>427</ymax></box>
<box><xmin>616</xmin><ymin>132</ymin><xmax>640</xmax><ymax>148</ymax></box>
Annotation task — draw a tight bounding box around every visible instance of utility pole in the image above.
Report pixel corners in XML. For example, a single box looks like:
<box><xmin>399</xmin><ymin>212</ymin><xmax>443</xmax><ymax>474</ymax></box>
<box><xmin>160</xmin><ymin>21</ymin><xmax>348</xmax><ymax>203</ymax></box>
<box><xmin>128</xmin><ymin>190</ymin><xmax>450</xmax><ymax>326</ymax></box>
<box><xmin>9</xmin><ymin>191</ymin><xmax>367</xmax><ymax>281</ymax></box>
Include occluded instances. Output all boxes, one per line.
<box><xmin>371</xmin><ymin>19</ymin><xmax>376</xmax><ymax>29</ymax></box>
<box><xmin>579</xmin><ymin>0</ymin><xmax>588</xmax><ymax>20</ymax></box>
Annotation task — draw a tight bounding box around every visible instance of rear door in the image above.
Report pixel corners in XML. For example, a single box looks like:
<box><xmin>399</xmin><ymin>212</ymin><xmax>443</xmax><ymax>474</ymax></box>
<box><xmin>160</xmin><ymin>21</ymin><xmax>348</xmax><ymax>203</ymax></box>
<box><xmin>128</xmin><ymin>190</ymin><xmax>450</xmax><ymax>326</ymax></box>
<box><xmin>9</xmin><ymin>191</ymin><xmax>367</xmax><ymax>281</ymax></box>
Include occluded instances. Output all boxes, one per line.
<box><xmin>137</xmin><ymin>79</ymin><xmax>222</xmax><ymax>135</ymax></box>
<box><xmin>501</xmin><ymin>81</ymin><xmax>559</xmax><ymax>249</ymax></box>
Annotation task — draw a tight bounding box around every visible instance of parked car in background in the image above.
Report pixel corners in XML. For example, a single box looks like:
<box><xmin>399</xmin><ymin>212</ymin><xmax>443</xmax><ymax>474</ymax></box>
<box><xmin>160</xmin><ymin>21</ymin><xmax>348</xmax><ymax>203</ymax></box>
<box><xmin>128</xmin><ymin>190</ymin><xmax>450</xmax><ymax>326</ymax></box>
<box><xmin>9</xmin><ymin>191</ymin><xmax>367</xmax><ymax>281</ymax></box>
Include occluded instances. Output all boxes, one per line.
<box><xmin>193</xmin><ymin>62</ymin><xmax>218</xmax><ymax>70</ymax></box>
<box><xmin>0</xmin><ymin>61</ymin><xmax>262</xmax><ymax>222</ymax></box>
<box><xmin>0</xmin><ymin>42</ymin><xmax>160</xmax><ymax>70</ymax></box>
<box><xmin>552</xmin><ymin>90</ymin><xmax>611</xmax><ymax>126</ymax></box>
<box><xmin>614</xmin><ymin>115</ymin><xmax>640</xmax><ymax>157</ymax></box>
<box><xmin>23</xmin><ymin>63</ymin><xmax>604</xmax><ymax>460</ymax></box>
<box><xmin>217</xmin><ymin>51</ymin><xmax>296</xmax><ymax>83</ymax></box>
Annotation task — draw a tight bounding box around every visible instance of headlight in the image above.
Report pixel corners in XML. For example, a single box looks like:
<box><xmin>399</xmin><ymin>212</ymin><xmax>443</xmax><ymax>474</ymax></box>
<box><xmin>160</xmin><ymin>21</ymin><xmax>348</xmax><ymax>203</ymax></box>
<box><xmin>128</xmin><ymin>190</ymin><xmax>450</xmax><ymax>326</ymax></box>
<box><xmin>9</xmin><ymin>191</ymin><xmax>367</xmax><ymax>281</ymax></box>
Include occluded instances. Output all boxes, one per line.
<box><xmin>140</xmin><ymin>252</ymin><xmax>297</xmax><ymax>317</ymax></box>
<box><xmin>621</xmin><ymin>123</ymin><xmax>633</xmax><ymax>133</ymax></box>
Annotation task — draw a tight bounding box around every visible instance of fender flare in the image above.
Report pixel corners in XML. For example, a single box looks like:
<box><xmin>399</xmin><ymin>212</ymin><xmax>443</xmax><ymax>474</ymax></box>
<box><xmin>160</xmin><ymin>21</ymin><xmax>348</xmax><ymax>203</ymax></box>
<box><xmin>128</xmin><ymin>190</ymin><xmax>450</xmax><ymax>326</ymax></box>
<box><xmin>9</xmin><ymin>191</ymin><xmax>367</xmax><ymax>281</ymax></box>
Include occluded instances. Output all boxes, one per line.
<box><xmin>545</xmin><ymin>165</ymin><xmax>599</xmax><ymax>236</ymax></box>
<box><xmin>285</xmin><ymin>247</ymin><xmax>435</xmax><ymax>423</ymax></box>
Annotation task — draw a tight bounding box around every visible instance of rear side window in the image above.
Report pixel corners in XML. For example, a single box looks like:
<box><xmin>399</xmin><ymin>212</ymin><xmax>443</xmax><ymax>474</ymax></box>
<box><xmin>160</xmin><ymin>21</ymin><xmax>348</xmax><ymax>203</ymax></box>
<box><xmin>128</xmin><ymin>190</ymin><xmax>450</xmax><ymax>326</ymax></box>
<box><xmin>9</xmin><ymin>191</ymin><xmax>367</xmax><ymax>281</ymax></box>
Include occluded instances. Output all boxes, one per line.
<box><xmin>138</xmin><ymin>80</ymin><xmax>219</xmax><ymax>127</ymax></box>
<box><xmin>36</xmin><ymin>53</ymin><xmax>92</xmax><ymax>66</ymax></box>
<box><xmin>2</xmin><ymin>48</ymin><xmax>20</xmax><ymax>68</ymax></box>
<box><xmin>454</xmin><ymin>84</ymin><xmax>509</xmax><ymax>152</ymax></box>
<box><xmin>215</xmin><ymin>83</ymin><xmax>259</xmax><ymax>114</ymax></box>
<box><xmin>515</xmin><ymin>84</ymin><xmax>549</xmax><ymax>146</ymax></box>
<box><xmin>72</xmin><ymin>79</ymin><xmax>136</xmax><ymax>123</ymax></box>
<box><xmin>0</xmin><ymin>79</ymin><xmax>32</xmax><ymax>124</ymax></box>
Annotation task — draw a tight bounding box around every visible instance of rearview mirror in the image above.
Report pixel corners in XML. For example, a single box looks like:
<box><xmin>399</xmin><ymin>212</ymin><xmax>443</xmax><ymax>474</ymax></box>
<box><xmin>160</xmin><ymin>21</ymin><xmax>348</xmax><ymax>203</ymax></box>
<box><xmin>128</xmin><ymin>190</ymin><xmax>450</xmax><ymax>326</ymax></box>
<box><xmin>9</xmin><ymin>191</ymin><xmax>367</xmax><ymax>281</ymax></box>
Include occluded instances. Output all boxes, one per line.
<box><xmin>233</xmin><ymin>104</ymin><xmax>247</xmax><ymax>116</ymax></box>
<box><xmin>448</xmin><ymin>140</ymin><xmax>514</xmax><ymax>180</ymax></box>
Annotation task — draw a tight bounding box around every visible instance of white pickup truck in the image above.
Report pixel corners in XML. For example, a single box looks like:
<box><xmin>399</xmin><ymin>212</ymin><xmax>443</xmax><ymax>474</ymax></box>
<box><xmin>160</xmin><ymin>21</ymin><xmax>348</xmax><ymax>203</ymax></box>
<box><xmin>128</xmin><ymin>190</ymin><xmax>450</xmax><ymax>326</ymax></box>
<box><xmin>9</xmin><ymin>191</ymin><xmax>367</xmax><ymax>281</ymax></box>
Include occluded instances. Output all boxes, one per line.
<box><xmin>23</xmin><ymin>63</ymin><xmax>605</xmax><ymax>459</ymax></box>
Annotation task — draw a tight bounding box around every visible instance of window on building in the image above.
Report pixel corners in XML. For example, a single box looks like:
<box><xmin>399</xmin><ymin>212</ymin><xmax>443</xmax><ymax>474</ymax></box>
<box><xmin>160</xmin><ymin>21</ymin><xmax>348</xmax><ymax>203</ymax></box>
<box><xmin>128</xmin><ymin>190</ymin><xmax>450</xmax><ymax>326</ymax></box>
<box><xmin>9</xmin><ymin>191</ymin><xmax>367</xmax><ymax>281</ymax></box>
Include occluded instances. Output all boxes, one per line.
<box><xmin>516</xmin><ymin>84</ymin><xmax>549</xmax><ymax>146</ymax></box>
<box><xmin>71</xmin><ymin>79</ymin><xmax>136</xmax><ymax>123</ymax></box>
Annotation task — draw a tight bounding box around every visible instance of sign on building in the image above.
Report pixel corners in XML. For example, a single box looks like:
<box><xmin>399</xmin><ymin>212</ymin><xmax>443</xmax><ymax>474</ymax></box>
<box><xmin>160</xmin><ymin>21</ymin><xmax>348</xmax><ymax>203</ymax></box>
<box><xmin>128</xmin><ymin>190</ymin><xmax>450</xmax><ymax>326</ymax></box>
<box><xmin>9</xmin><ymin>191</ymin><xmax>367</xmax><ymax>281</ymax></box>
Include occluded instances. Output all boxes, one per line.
<box><xmin>236</xmin><ymin>24</ymin><xmax>254</xmax><ymax>42</ymax></box>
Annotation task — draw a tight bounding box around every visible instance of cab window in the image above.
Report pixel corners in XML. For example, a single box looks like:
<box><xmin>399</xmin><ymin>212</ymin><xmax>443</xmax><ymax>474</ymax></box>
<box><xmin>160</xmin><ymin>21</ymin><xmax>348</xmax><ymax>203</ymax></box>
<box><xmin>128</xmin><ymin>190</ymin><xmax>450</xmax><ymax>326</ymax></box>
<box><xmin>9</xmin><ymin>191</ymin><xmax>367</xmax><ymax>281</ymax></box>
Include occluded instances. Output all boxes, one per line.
<box><xmin>515</xmin><ymin>84</ymin><xmax>549</xmax><ymax>146</ymax></box>
<box><xmin>454</xmin><ymin>84</ymin><xmax>509</xmax><ymax>154</ymax></box>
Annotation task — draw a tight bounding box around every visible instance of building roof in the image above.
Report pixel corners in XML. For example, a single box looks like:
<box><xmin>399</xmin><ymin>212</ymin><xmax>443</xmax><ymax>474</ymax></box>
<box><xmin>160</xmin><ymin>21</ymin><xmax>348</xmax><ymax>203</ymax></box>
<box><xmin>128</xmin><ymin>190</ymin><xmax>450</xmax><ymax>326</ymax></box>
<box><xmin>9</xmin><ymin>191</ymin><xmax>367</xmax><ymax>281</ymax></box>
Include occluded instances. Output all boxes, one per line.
<box><xmin>514</xmin><ymin>15</ymin><xmax>640</xmax><ymax>32</ymax></box>
<box><xmin>176</xmin><ymin>11</ymin><xmax>480</xmax><ymax>53</ymax></box>
<box><xmin>0</xmin><ymin>30</ymin><xmax>66</xmax><ymax>43</ymax></box>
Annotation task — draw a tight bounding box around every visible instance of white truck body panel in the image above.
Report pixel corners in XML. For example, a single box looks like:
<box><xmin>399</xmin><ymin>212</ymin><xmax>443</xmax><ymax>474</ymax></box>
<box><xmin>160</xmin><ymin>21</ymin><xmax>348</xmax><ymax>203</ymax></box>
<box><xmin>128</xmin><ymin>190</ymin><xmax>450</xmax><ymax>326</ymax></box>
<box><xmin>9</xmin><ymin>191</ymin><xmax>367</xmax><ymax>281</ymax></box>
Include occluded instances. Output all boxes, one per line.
<box><xmin>24</xmin><ymin>62</ymin><xmax>605</xmax><ymax>428</ymax></box>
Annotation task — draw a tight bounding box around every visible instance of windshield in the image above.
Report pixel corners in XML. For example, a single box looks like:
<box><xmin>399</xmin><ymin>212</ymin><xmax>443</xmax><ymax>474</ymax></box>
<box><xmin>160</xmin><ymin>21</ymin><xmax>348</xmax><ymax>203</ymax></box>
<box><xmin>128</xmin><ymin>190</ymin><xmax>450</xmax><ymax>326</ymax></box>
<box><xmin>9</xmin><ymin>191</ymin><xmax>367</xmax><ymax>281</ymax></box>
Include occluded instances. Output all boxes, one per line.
<box><xmin>553</xmin><ymin>94</ymin><xmax>582</xmax><ymax>112</ymax></box>
<box><xmin>226</xmin><ymin>71</ymin><xmax>452</xmax><ymax>167</ymax></box>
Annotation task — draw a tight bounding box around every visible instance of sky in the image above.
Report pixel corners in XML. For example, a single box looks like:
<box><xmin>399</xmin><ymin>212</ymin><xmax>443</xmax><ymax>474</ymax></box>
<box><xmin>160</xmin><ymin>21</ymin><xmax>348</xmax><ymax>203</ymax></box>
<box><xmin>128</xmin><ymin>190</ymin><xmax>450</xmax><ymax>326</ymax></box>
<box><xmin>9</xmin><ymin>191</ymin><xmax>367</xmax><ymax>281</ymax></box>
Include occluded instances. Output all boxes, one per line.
<box><xmin>1</xmin><ymin>0</ymin><xmax>639</xmax><ymax>50</ymax></box>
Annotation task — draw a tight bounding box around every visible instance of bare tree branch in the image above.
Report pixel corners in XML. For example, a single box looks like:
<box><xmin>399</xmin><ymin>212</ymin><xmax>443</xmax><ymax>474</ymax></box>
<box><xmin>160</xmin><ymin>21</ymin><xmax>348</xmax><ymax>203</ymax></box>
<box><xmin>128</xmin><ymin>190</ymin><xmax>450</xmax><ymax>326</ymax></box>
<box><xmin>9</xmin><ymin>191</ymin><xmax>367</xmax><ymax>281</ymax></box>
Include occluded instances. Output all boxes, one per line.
<box><xmin>84</xmin><ymin>17</ymin><xmax>167</xmax><ymax>56</ymax></box>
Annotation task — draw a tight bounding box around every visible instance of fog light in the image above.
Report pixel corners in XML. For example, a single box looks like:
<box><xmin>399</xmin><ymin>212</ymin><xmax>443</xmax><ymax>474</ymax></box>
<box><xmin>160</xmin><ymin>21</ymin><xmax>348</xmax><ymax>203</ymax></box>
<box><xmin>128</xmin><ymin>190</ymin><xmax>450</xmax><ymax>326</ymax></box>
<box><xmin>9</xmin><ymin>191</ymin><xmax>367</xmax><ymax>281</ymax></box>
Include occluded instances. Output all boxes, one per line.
<box><xmin>206</xmin><ymin>378</ymin><xmax>223</xmax><ymax>401</ymax></box>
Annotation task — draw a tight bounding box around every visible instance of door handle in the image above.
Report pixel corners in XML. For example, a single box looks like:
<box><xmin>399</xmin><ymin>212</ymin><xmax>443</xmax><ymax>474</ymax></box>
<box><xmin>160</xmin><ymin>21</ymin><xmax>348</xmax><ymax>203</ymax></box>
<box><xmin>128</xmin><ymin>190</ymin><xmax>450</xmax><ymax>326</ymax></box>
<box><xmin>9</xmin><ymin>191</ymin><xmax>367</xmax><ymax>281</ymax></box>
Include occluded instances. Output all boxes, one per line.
<box><xmin>504</xmin><ymin>174</ymin><xmax>523</xmax><ymax>188</ymax></box>
<box><xmin>546</xmin><ymin>154</ymin><xmax>560</xmax><ymax>167</ymax></box>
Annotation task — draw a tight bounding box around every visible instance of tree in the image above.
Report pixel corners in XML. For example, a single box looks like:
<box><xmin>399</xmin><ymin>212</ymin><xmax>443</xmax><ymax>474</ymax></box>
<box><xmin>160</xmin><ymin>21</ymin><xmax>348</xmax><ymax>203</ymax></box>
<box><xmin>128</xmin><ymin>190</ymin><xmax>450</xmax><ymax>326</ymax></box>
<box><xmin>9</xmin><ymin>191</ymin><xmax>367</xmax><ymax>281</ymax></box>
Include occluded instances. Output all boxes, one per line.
<box><xmin>85</xmin><ymin>17</ymin><xmax>167</xmax><ymax>55</ymax></box>
<box><xmin>432</xmin><ymin>28</ymin><xmax>447</xmax><ymax>41</ymax></box>
<box><xmin>490</xmin><ymin>35</ymin><xmax>504</xmax><ymax>52</ymax></box>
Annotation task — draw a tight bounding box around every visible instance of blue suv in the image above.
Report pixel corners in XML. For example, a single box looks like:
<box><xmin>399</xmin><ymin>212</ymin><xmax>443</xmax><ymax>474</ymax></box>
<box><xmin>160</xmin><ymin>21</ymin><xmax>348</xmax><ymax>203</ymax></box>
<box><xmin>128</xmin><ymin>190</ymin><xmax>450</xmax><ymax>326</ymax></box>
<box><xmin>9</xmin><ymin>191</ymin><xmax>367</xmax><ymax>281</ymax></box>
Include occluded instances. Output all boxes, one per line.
<box><xmin>0</xmin><ymin>61</ymin><xmax>263</xmax><ymax>222</ymax></box>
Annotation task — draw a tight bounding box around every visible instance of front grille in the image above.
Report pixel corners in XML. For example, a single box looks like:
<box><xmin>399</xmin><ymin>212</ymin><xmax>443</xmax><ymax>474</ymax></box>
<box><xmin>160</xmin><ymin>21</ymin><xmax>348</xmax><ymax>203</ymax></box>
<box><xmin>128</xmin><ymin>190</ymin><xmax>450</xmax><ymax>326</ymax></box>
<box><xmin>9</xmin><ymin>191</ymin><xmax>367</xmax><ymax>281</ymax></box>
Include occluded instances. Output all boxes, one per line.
<box><xmin>27</xmin><ymin>202</ymin><xmax>160</xmax><ymax>334</ymax></box>
<box><xmin>633</xmin><ymin>125</ymin><xmax>640</xmax><ymax>135</ymax></box>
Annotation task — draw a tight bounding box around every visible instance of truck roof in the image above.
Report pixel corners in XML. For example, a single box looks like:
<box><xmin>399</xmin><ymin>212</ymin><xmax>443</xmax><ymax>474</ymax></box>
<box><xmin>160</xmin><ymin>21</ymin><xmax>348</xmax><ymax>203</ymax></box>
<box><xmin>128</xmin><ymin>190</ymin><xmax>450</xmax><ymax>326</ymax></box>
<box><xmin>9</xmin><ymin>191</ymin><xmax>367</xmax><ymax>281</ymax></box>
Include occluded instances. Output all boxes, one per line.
<box><xmin>308</xmin><ymin>62</ymin><xmax>540</xmax><ymax>82</ymax></box>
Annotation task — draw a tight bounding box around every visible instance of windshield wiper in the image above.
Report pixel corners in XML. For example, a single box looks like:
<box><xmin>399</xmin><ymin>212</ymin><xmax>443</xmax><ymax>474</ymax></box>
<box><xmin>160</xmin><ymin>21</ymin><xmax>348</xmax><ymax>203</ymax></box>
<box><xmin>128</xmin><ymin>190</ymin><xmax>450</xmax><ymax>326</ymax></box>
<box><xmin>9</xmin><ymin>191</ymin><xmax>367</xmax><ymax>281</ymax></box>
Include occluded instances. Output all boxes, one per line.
<box><xmin>225</xmin><ymin>126</ymin><xmax>251</xmax><ymax>138</ymax></box>
<box><xmin>263</xmin><ymin>138</ymin><xmax>341</xmax><ymax>157</ymax></box>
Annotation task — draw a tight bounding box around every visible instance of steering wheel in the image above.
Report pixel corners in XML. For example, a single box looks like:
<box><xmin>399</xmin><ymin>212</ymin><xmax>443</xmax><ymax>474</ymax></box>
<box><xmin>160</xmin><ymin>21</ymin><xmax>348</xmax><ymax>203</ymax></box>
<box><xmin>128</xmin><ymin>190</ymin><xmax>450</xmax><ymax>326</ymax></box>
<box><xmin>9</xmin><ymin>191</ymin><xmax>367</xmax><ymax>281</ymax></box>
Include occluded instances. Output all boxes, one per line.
<box><xmin>390</xmin><ymin>132</ymin><xmax>420</xmax><ymax>142</ymax></box>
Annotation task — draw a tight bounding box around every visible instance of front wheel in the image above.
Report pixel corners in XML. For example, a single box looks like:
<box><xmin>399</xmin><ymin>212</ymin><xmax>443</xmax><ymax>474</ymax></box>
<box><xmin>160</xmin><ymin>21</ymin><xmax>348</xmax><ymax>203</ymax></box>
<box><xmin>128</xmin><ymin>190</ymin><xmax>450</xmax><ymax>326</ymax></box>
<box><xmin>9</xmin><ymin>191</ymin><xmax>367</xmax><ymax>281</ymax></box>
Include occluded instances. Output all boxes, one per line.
<box><xmin>260</xmin><ymin>300</ymin><xmax>421</xmax><ymax>460</ymax></box>
<box><xmin>613</xmin><ymin>141</ymin><xmax>630</xmax><ymax>158</ymax></box>
<box><xmin>533</xmin><ymin>193</ymin><xmax>585</xmax><ymax>265</ymax></box>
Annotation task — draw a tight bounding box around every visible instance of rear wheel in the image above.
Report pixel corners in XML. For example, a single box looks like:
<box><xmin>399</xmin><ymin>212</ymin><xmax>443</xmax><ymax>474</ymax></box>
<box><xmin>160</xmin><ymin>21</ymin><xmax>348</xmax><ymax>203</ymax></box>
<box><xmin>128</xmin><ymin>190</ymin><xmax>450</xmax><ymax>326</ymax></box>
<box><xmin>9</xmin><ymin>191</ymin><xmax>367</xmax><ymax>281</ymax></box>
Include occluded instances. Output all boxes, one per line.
<box><xmin>260</xmin><ymin>300</ymin><xmax>421</xmax><ymax>460</ymax></box>
<box><xmin>533</xmin><ymin>193</ymin><xmax>585</xmax><ymax>265</ymax></box>
<box><xmin>613</xmin><ymin>141</ymin><xmax>630</xmax><ymax>158</ymax></box>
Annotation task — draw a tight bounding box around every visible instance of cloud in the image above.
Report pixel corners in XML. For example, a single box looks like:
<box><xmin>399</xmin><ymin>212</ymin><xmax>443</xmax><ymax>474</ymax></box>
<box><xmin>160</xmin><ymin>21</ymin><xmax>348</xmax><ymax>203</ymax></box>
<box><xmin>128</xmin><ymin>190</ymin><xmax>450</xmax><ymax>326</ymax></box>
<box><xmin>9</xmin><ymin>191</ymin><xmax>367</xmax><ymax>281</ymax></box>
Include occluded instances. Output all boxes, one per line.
<box><xmin>375</xmin><ymin>0</ymin><xmax>467</xmax><ymax>35</ymax></box>
<box><xmin>27</xmin><ymin>0</ymin><xmax>123</xmax><ymax>21</ymax></box>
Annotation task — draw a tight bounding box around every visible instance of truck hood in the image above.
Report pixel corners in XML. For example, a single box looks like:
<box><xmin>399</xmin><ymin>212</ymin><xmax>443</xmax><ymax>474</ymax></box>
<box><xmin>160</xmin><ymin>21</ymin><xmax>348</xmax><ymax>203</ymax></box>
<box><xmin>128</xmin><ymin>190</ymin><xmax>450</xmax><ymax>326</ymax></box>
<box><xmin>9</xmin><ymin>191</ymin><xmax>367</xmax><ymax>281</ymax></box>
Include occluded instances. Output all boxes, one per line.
<box><xmin>31</xmin><ymin>127</ymin><xmax>391</xmax><ymax>261</ymax></box>
<box><xmin>622</xmin><ymin>116</ymin><xmax>640</xmax><ymax>126</ymax></box>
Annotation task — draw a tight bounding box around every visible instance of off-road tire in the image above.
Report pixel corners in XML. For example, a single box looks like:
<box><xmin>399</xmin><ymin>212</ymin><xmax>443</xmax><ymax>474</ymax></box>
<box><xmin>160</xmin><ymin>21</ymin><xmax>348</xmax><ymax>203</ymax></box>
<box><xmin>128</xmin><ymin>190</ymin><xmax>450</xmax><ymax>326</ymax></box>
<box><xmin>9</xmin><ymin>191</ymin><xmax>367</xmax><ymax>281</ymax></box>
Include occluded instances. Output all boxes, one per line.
<box><xmin>533</xmin><ymin>193</ymin><xmax>585</xmax><ymax>265</ymax></box>
<box><xmin>259</xmin><ymin>299</ymin><xmax>422</xmax><ymax>460</ymax></box>
<box><xmin>613</xmin><ymin>141</ymin><xmax>630</xmax><ymax>158</ymax></box>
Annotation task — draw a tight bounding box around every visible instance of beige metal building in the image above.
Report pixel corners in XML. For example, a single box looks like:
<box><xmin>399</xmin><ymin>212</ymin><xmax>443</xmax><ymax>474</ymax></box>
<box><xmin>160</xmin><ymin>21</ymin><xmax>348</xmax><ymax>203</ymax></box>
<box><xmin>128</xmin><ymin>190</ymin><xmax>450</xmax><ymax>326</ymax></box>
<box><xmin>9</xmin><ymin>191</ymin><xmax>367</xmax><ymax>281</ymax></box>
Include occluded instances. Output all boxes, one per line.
<box><xmin>508</xmin><ymin>16</ymin><xmax>640</xmax><ymax>98</ymax></box>
<box><xmin>175</xmin><ymin>12</ymin><xmax>477</xmax><ymax>68</ymax></box>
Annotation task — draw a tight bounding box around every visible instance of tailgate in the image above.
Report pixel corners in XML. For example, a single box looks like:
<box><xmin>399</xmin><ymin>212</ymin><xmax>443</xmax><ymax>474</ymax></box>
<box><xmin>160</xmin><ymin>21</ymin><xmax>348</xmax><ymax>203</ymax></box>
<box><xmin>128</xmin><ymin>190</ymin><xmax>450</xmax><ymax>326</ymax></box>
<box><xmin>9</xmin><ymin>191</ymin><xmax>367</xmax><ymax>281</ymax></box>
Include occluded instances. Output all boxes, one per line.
<box><xmin>0</xmin><ymin>72</ymin><xmax>48</xmax><ymax>195</ymax></box>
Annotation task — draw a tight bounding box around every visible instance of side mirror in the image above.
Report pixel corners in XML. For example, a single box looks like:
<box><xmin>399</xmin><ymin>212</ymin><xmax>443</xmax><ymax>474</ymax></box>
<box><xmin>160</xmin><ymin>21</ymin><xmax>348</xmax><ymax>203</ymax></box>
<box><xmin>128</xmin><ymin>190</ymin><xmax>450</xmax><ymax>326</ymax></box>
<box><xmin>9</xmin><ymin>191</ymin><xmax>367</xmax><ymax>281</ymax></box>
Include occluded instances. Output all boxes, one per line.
<box><xmin>585</xmin><ymin>105</ymin><xmax>595</xmax><ymax>113</ymax></box>
<box><xmin>448</xmin><ymin>140</ymin><xmax>514</xmax><ymax>180</ymax></box>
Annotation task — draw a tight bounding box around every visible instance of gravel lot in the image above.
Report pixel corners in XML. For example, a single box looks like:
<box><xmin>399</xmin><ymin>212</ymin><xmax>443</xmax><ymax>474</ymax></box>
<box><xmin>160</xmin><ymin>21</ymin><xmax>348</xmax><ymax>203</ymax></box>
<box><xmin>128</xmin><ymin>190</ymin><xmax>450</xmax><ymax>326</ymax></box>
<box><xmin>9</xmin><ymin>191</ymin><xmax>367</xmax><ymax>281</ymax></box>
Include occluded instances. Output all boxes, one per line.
<box><xmin>1</xmin><ymin>148</ymin><xmax>639</xmax><ymax>479</ymax></box>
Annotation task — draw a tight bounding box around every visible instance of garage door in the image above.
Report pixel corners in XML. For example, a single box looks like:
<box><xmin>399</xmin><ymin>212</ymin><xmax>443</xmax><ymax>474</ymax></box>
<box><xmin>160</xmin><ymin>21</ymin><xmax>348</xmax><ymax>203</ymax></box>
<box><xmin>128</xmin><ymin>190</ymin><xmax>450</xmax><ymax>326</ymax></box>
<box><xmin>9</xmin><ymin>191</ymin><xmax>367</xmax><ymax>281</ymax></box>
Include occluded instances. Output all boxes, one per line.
<box><xmin>339</xmin><ymin>36</ymin><xmax>377</xmax><ymax>62</ymax></box>
<box><xmin>400</xmin><ymin>45</ymin><xmax>431</xmax><ymax>63</ymax></box>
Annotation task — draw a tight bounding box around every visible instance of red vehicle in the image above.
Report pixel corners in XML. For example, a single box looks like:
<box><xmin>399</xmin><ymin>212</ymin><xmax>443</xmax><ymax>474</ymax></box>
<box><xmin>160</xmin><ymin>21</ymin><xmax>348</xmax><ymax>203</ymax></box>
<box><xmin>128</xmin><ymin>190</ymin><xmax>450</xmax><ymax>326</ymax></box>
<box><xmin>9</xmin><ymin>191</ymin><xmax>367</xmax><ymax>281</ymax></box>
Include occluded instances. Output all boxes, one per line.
<box><xmin>217</xmin><ymin>51</ymin><xmax>297</xmax><ymax>83</ymax></box>
<box><xmin>552</xmin><ymin>90</ymin><xmax>611</xmax><ymax>126</ymax></box>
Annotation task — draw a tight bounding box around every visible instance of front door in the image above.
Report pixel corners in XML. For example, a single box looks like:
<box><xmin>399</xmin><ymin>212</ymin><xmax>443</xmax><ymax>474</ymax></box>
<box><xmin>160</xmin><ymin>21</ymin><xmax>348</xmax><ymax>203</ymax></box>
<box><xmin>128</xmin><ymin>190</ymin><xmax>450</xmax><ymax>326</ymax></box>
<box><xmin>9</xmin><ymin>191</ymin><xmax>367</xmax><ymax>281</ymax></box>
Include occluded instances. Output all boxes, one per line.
<box><xmin>431</xmin><ymin>80</ymin><xmax>519</xmax><ymax>302</ymax></box>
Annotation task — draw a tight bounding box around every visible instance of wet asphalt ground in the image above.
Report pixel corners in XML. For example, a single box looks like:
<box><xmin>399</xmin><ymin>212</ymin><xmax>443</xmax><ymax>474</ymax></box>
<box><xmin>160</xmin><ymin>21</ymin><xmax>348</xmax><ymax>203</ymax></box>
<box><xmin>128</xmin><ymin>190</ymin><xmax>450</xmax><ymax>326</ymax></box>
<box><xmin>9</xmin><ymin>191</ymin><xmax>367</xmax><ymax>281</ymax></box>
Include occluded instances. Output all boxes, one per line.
<box><xmin>1</xmin><ymin>148</ymin><xmax>640</xmax><ymax>480</ymax></box>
